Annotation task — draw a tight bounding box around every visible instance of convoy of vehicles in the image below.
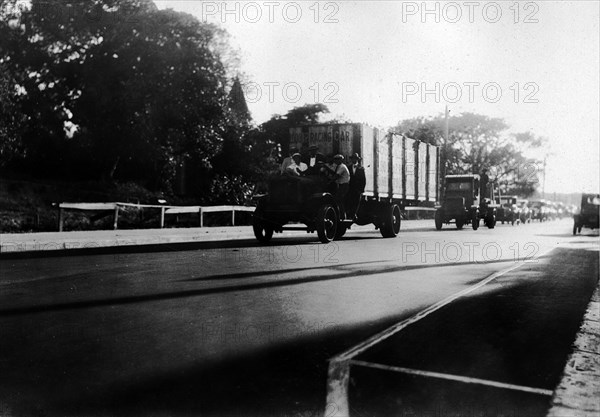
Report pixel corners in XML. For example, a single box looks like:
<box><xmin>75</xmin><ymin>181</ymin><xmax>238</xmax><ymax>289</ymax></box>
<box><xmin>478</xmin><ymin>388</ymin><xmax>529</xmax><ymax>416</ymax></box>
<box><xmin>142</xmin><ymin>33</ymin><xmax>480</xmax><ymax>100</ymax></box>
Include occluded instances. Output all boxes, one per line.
<box><xmin>252</xmin><ymin>123</ymin><xmax>439</xmax><ymax>243</ymax></box>
<box><xmin>251</xmin><ymin>123</ymin><xmax>592</xmax><ymax>243</ymax></box>
<box><xmin>573</xmin><ymin>194</ymin><xmax>600</xmax><ymax>235</ymax></box>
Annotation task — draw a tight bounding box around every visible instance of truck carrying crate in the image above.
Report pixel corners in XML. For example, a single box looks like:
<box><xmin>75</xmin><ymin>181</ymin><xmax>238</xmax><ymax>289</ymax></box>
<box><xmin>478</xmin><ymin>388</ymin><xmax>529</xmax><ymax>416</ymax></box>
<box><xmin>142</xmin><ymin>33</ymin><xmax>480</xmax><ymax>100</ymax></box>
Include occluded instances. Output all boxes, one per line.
<box><xmin>252</xmin><ymin>123</ymin><xmax>440</xmax><ymax>243</ymax></box>
<box><xmin>289</xmin><ymin>123</ymin><xmax>439</xmax><ymax>205</ymax></box>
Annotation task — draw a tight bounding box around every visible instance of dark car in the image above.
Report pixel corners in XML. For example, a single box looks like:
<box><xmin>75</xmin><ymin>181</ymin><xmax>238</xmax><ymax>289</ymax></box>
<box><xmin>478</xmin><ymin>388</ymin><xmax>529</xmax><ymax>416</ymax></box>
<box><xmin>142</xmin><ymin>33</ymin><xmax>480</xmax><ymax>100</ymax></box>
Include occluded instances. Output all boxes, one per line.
<box><xmin>497</xmin><ymin>196</ymin><xmax>520</xmax><ymax>225</ymax></box>
<box><xmin>528</xmin><ymin>200</ymin><xmax>548</xmax><ymax>222</ymax></box>
<box><xmin>573</xmin><ymin>194</ymin><xmax>600</xmax><ymax>235</ymax></box>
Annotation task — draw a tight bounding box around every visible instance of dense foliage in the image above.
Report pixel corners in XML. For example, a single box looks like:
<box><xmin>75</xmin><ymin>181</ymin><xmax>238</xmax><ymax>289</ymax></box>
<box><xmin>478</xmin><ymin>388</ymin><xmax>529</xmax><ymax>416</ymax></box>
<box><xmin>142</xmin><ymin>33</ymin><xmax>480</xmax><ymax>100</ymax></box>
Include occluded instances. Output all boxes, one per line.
<box><xmin>394</xmin><ymin>113</ymin><xmax>547</xmax><ymax>196</ymax></box>
<box><xmin>1</xmin><ymin>0</ymin><xmax>240</xmax><ymax>195</ymax></box>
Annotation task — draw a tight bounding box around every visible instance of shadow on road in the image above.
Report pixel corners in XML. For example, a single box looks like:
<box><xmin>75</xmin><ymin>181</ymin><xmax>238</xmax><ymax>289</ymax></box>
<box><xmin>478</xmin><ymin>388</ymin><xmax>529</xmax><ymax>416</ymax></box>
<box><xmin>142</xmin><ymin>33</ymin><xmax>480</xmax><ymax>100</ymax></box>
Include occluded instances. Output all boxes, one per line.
<box><xmin>0</xmin><ymin>256</ymin><xmax>542</xmax><ymax>317</ymax></box>
<box><xmin>0</xmin><ymin>247</ymin><xmax>597</xmax><ymax>417</ymax></box>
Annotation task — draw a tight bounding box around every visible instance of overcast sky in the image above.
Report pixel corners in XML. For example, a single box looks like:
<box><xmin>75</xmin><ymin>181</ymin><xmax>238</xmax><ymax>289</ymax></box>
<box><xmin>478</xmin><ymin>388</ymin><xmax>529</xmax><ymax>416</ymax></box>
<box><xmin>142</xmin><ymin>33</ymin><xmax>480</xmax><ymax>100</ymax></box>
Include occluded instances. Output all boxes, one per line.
<box><xmin>155</xmin><ymin>1</ymin><xmax>599</xmax><ymax>194</ymax></box>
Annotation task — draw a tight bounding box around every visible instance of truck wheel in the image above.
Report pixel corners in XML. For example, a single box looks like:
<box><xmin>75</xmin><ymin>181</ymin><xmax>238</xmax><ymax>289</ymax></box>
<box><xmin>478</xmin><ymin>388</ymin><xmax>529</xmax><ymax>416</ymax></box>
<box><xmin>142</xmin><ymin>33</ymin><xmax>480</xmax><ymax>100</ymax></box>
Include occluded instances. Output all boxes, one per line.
<box><xmin>253</xmin><ymin>219</ymin><xmax>273</xmax><ymax>243</ymax></box>
<box><xmin>573</xmin><ymin>221</ymin><xmax>578</xmax><ymax>235</ymax></box>
<box><xmin>335</xmin><ymin>225</ymin><xmax>347</xmax><ymax>239</ymax></box>
<box><xmin>487</xmin><ymin>214</ymin><xmax>496</xmax><ymax>229</ymax></box>
<box><xmin>381</xmin><ymin>204</ymin><xmax>401</xmax><ymax>238</ymax></box>
<box><xmin>316</xmin><ymin>204</ymin><xmax>338</xmax><ymax>243</ymax></box>
<box><xmin>456</xmin><ymin>218</ymin><xmax>464</xmax><ymax>230</ymax></box>
<box><xmin>472</xmin><ymin>212</ymin><xmax>480</xmax><ymax>230</ymax></box>
<box><xmin>435</xmin><ymin>210</ymin><xmax>443</xmax><ymax>230</ymax></box>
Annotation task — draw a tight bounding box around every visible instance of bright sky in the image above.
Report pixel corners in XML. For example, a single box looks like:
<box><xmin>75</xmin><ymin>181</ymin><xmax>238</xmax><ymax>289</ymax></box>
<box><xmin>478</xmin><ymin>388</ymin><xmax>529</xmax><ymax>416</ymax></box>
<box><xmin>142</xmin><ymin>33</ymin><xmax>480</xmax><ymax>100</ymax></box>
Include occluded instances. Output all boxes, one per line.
<box><xmin>154</xmin><ymin>1</ymin><xmax>599</xmax><ymax>194</ymax></box>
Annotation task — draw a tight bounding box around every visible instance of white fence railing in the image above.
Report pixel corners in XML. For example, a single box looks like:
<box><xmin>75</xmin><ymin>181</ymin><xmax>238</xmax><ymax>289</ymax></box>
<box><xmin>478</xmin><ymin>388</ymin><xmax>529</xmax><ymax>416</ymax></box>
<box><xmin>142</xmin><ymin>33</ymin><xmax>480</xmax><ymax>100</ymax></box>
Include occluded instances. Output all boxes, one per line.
<box><xmin>55</xmin><ymin>202</ymin><xmax>255</xmax><ymax>231</ymax></box>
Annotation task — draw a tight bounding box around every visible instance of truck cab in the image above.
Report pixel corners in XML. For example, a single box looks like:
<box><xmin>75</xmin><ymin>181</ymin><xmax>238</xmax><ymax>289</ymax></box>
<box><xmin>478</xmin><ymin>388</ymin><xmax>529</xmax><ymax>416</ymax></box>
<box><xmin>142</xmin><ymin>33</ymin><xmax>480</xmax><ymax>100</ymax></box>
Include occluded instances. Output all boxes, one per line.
<box><xmin>435</xmin><ymin>174</ymin><xmax>496</xmax><ymax>230</ymax></box>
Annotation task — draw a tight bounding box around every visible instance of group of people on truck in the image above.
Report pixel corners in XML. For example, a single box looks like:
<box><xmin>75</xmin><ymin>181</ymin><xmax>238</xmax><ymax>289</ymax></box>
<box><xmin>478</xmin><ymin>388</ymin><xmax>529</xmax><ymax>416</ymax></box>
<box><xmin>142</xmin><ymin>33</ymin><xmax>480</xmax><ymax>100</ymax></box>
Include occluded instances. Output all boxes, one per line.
<box><xmin>279</xmin><ymin>145</ymin><xmax>366</xmax><ymax>220</ymax></box>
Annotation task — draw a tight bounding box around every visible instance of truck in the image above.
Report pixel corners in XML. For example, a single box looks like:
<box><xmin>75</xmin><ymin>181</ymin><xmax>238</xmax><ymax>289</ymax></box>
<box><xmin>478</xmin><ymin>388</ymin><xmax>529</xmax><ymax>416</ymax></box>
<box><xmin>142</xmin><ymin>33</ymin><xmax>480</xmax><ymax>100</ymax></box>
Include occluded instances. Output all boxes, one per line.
<box><xmin>434</xmin><ymin>174</ymin><xmax>497</xmax><ymax>230</ymax></box>
<box><xmin>252</xmin><ymin>123</ymin><xmax>440</xmax><ymax>243</ymax></box>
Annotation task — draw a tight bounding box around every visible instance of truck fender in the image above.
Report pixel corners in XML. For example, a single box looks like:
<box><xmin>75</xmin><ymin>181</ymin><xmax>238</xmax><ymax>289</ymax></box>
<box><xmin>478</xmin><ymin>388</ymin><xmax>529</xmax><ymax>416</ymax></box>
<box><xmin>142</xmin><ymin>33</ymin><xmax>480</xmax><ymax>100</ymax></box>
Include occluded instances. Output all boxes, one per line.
<box><xmin>306</xmin><ymin>193</ymin><xmax>338</xmax><ymax>213</ymax></box>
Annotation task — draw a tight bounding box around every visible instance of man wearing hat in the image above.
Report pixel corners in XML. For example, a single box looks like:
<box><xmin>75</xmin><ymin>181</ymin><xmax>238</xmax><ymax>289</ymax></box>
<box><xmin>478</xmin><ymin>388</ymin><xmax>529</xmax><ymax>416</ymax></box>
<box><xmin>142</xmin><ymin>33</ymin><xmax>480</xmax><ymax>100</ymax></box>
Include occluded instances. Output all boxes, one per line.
<box><xmin>480</xmin><ymin>168</ymin><xmax>489</xmax><ymax>200</ymax></box>
<box><xmin>330</xmin><ymin>154</ymin><xmax>350</xmax><ymax>219</ymax></box>
<box><xmin>346</xmin><ymin>153</ymin><xmax>366</xmax><ymax>219</ymax></box>
<box><xmin>280</xmin><ymin>147</ymin><xmax>299</xmax><ymax>174</ymax></box>
<box><xmin>285</xmin><ymin>153</ymin><xmax>308</xmax><ymax>177</ymax></box>
<box><xmin>302</xmin><ymin>144</ymin><xmax>325</xmax><ymax>175</ymax></box>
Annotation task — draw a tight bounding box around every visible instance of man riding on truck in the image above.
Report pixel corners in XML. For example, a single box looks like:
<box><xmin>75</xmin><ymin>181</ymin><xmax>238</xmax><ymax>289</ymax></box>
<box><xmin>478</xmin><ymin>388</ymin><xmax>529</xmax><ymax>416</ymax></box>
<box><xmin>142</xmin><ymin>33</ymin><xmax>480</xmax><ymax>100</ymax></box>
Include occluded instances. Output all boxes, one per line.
<box><xmin>329</xmin><ymin>154</ymin><xmax>350</xmax><ymax>219</ymax></box>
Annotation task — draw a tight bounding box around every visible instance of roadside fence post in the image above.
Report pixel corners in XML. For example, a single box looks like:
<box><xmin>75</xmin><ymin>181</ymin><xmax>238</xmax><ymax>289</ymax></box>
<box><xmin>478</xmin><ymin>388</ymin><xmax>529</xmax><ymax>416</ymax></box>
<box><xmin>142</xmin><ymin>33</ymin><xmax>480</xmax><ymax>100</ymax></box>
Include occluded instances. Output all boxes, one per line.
<box><xmin>113</xmin><ymin>205</ymin><xmax>119</xmax><ymax>230</ymax></box>
<box><xmin>57</xmin><ymin>205</ymin><xmax>64</xmax><ymax>232</ymax></box>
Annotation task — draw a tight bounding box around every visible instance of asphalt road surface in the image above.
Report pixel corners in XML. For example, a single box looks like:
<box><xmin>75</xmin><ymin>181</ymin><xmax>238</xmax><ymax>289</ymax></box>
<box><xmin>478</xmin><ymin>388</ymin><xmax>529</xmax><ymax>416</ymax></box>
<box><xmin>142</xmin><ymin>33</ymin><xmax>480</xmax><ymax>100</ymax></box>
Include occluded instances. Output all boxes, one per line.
<box><xmin>0</xmin><ymin>219</ymin><xmax>598</xmax><ymax>417</ymax></box>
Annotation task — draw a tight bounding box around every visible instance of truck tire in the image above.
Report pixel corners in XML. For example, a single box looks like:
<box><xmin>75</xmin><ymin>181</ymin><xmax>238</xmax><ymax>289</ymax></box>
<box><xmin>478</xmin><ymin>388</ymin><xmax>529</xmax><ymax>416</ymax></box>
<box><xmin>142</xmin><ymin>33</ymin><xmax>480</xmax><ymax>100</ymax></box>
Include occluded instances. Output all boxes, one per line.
<box><xmin>435</xmin><ymin>210</ymin><xmax>443</xmax><ymax>230</ymax></box>
<box><xmin>380</xmin><ymin>204</ymin><xmax>401</xmax><ymax>238</ymax></box>
<box><xmin>472</xmin><ymin>212</ymin><xmax>480</xmax><ymax>230</ymax></box>
<box><xmin>487</xmin><ymin>213</ymin><xmax>496</xmax><ymax>229</ymax></box>
<box><xmin>335</xmin><ymin>225</ymin><xmax>347</xmax><ymax>239</ymax></box>
<box><xmin>316</xmin><ymin>204</ymin><xmax>338</xmax><ymax>243</ymax></box>
<box><xmin>253</xmin><ymin>219</ymin><xmax>273</xmax><ymax>243</ymax></box>
<box><xmin>456</xmin><ymin>217</ymin><xmax>464</xmax><ymax>229</ymax></box>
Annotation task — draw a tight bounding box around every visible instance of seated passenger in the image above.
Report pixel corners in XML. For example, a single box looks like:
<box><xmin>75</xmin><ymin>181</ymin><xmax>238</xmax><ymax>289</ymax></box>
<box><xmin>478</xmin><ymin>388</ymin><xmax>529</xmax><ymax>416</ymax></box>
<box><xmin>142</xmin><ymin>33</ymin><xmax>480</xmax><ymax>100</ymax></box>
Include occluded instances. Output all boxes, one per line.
<box><xmin>285</xmin><ymin>153</ymin><xmax>308</xmax><ymax>177</ymax></box>
<box><xmin>280</xmin><ymin>147</ymin><xmax>299</xmax><ymax>174</ymax></box>
<box><xmin>302</xmin><ymin>145</ymin><xmax>326</xmax><ymax>175</ymax></box>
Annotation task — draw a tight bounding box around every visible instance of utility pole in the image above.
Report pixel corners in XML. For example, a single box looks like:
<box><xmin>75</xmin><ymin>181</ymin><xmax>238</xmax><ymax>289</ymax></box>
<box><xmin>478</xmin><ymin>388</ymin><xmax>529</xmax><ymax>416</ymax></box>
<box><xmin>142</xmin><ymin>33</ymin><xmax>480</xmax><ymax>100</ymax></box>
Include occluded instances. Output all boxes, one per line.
<box><xmin>542</xmin><ymin>155</ymin><xmax>547</xmax><ymax>199</ymax></box>
<box><xmin>444</xmin><ymin>104</ymin><xmax>449</xmax><ymax>179</ymax></box>
<box><xmin>440</xmin><ymin>105</ymin><xmax>450</xmax><ymax>202</ymax></box>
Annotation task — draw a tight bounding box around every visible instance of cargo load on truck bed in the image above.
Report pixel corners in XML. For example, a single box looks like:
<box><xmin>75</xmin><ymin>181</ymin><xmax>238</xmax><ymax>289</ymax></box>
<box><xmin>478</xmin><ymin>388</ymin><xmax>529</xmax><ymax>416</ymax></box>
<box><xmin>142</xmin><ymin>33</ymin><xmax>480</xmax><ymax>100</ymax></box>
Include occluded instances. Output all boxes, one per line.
<box><xmin>289</xmin><ymin>123</ymin><xmax>439</xmax><ymax>205</ymax></box>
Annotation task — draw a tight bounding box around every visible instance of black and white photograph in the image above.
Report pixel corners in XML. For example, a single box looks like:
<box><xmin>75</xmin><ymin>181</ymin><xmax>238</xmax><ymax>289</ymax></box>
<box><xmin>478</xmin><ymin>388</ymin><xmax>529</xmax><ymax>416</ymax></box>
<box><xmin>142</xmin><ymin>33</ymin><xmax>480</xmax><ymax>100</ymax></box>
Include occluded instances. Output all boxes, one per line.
<box><xmin>1</xmin><ymin>1</ymin><xmax>599</xmax><ymax>416</ymax></box>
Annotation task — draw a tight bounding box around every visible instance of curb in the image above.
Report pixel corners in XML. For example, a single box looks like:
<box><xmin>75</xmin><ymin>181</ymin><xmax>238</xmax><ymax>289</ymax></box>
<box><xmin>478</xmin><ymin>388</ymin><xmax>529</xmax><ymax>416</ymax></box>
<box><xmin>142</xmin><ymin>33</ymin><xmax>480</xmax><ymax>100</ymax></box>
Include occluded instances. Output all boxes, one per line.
<box><xmin>0</xmin><ymin>221</ymin><xmax>435</xmax><ymax>254</ymax></box>
<box><xmin>548</xmin><ymin>284</ymin><xmax>600</xmax><ymax>416</ymax></box>
<box><xmin>0</xmin><ymin>226</ymin><xmax>258</xmax><ymax>254</ymax></box>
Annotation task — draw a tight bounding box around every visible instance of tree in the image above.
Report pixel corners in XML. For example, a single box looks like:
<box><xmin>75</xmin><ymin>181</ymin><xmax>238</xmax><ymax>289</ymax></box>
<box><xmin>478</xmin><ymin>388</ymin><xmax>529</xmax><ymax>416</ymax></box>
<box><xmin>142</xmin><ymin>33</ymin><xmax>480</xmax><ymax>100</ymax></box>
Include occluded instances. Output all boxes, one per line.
<box><xmin>393</xmin><ymin>112</ymin><xmax>546</xmax><ymax>196</ymax></box>
<box><xmin>1</xmin><ymin>0</ymin><xmax>239</xmax><ymax>194</ymax></box>
<box><xmin>0</xmin><ymin>63</ymin><xmax>26</xmax><ymax>167</ymax></box>
<box><xmin>260</xmin><ymin>103</ymin><xmax>330</xmax><ymax>158</ymax></box>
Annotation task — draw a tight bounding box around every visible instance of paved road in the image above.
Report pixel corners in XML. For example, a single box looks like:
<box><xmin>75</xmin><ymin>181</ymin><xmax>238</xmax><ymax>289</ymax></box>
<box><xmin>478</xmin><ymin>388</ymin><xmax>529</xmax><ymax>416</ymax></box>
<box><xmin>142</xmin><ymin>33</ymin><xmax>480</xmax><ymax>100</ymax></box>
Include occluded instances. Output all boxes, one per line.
<box><xmin>0</xmin><ymin>219</ymin><xmax>597</xmax><ymax>416</ymax></box>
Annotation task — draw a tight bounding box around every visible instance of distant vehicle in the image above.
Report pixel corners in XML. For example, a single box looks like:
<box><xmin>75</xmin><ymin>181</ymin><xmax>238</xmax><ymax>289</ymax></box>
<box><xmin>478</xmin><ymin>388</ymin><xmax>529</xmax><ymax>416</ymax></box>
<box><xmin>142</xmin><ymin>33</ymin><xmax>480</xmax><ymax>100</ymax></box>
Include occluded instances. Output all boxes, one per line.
<box><xmin>566</xmin><ymin>204</ymin><xmax>578</xmax><ymax>217</ymax></box>
<box><xmin>529</xmin><ymin>200</ymin><xmax>548</xmax><ymax>222</ymax></box>
<box><xmin>517</xmin><ymin>199</ymin><xmax>532</xmax><ymax>223</ymax></box>
<box><xmin>556</xmin><ymin>202</ymin><xmax>567</xmax><ymax>219</ymax></box>
<box><xmin>497</xmin><ymin>196</ymin><xmax>520</xmax><ymax>225</ymax></box>
<box><xmin>573</xmin><ymin>194</ymin><xmax>600</xmax><ymax>235</ymax></box>
<box><xmin>547</xmin><ymin>201</ymin><xmax>558</xmax><ymax>221</ymax></box>
<box><xmin>434</xmin><ymin>174</ymin><xmax>497</xmax><ymax>230</ymax></box>
<box><xmin>253</xmin><ymin>123</ymin><xmax>440</xmax><ymax>243</ymax></box>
